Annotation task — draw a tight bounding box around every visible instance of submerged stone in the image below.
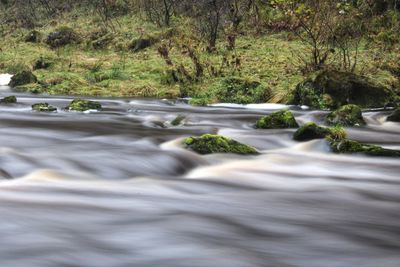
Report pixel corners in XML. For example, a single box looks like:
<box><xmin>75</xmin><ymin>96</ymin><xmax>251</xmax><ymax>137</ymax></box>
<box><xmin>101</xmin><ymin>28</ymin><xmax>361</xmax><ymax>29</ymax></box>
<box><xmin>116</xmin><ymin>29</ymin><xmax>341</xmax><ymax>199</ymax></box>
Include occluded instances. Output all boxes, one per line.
<box><xmin>0</xmin><ymin>95</ymin><xmax>17</xmax><ymax>104</ymax></box>
<box><xmin>290</xmin><ymin>70</ymin><xmax>395</xmax><ymax>109</ymax></box>
<box><xmin>9</xmin><ymin>71</ymin><xmax>37</xmax><ymax>87</ymax></box>
<box><xmin>32</xmin><ymin>103</ymin><xmax>57</xmax><ymax>112</ymax></box>
<box><xmin>184</xmin><ymin>134</ymin><xmax>258</xmax><ymax>155</ymax></box>
<box><xmin>171</xmin><ymin>115</ymin><xmax>186</xmax><ymax>126</ymax></box>
<box><xmin>328</xmin><ymin>138</ymin><xmax>400</xmax><ymax>157</ymax></box>
<box><xmin>387</xmin><ymin>108</ymin><xmax>400</xmax><ymax>122</ymax></box>
<box><xmin>67</xmin><ymin>99</ymin><xmax>102</xmax><ymax>112</ymax></box>
<box><xmin>256</xmin><ymin>110</ymin><xmax>299</xmax><ymax>129</ymax></box>
<box><xmin>326</xmin><ymin>104</ymin><xmax>365</xmax><ymax>127</ymax></box>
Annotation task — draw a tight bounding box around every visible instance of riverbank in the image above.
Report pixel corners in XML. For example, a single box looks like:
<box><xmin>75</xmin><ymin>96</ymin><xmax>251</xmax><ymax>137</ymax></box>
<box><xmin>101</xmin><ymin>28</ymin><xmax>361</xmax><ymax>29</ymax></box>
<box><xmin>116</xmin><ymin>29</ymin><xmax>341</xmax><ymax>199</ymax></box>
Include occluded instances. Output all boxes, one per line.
<box><xmin>0</xmin><ymin>13</ymin><xmax>399</xmax><ymax>103</ymax></box>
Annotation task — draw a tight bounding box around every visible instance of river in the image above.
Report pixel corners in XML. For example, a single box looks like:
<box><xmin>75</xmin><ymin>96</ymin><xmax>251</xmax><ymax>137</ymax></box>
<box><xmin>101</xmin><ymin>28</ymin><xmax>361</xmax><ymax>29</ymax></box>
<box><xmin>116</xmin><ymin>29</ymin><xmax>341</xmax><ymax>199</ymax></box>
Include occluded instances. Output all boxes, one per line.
<box><xmin>0</xmin><ymin>80</ymin><xmax>400</xmax><ymax>267</ymax></box>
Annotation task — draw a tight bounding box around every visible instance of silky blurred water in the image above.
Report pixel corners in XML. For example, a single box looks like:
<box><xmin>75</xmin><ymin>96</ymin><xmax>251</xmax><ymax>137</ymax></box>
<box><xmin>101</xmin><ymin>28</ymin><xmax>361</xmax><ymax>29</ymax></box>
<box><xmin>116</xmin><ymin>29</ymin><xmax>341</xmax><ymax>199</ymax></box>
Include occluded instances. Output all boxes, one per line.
<box><xmin>0</xmin><ymin>87</ymin><xmax>400</xmax><ymax>267</ymax></box>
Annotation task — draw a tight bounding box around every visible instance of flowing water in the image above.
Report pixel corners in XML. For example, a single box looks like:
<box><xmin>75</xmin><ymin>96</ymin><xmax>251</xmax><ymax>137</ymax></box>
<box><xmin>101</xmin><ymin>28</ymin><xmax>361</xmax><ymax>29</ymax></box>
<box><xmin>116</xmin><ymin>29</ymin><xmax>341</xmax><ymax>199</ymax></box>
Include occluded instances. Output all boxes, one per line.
<box><xmin>0</xmin><ymin>81</ymin><xmax>400</xmax><ymax>267</ymax></box>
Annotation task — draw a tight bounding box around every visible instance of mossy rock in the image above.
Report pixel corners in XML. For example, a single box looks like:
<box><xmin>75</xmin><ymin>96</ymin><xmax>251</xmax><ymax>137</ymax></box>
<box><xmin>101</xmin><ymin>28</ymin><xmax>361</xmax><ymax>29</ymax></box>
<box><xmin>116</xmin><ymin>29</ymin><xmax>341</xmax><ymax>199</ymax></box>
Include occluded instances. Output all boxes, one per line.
<box><xmin>328</xmin><ymin>139</ymin><xmax>400</xmax><ymax>157</ymax></box>
<box><xmin>293</xmin><ymin>122</ymin><xmax>332</xmax><ymax>141</ymax></box>
<box><xmin>24</xmin><ymin>30</ymin><xmax>41</xmax><ymax>43</ymax></box>
<box><xmin>256</xmin><ymin>110</ymin><xmax>299</xmax><ymax>129</ymax></box>
<box><xmin>326</xmin><ymin>104</ymin><xmax>366</xmax><ymax>127</ymax></box>
<box><xmin>214</xmin><ymin>77</ymin><xmax>271</xmax><ymax>104</ymax></box>
<box><xmin>0</xmin><ymin>96</ymin><xmax>17</xmax><ymax>104</ymax></box>
<box><xmin>184</xmin><ymin>134</ymin><xmax>258</xmax><ymax>155</ymax></box>
<box><xmin>9</xmin><ymin>71</ymin><xmax>37</xmax><ymax>87</ymax></box>
<box><xmin>387</xmin><ymin>108</ymin><xmax>400</xmax><ymax>122</ymax></box>
<box><xmin>46</xmin><ymin>27</ymin><xmax>80</xmax><ymax>48</ymax></box>
<box><xmin>67</xmin><ymin>99</ymin><xmax>102</xmax><ymax>112</ymax></box>
<box><xmin>171</xmin><ymin>115</ymin><xmax>186</xmax><ymax>126</ymax></box>
<box><xmin>32</xmin><ymin>103</ymin><xmax>57</xmax><ymax>112</ymax></box>
<box><xmin>290</xmin><ymin>70</ymin><xmax>395</xmax><ymax>109</ymax></box>
<box><xmin>294</xmin><ymin>123</ymin><xmax>347</xmax><ymax>142</ymax></box>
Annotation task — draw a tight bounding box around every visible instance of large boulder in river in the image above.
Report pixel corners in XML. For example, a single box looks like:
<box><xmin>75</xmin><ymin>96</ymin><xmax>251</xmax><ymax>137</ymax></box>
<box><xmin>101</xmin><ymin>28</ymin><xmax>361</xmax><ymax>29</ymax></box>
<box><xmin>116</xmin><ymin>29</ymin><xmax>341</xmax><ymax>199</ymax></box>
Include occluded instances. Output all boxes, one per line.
<box><xmin>184</xmin><ymin>134</ymin><xmax>258</xmax><ymax>155</ymax></box>
<box><xmin>293</xmin><ymin>122</ymin><xmax>346</xmax><ymax>141</ymax></box>
<box><xmin>387</xmin><ymin>108</ymin><xmax>400</xmax><ymax>122</ymax></box>
<box><xmin>67</xmin><ymin>99</ymin><xmax>102</xmax><ymax>112</ymax></box>
<box><xmin>256</xmin><ymin>110</ymin><xmax>299</xmax><ymax>129</ymax></box>
<box><xmin>9</xmin><ymin>71</ymin><xmax>37</xmax><ymax>87</ymax></box>
<box><xmin>46</xmin><ymin>27</ymin><xmax>80</xmax><ymax>48</ymax></box>
<box><xmin>290</xmin><ymin>70</ymin><xmax>395</xmax><ymax>109</ymax></box>
<box><xmin>326</xmin><ymin>104</ymin><xmax>366</xmax><ymax>127</ymax></box>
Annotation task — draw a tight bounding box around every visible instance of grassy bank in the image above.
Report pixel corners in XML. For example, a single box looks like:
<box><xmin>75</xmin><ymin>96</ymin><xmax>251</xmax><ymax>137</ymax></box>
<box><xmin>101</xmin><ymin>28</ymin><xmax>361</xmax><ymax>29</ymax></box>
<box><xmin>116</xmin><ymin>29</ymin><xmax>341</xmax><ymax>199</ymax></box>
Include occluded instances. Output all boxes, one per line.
<box><xmin>0</xmin><ymin>12</ymin><xmax>399</xmax><ymax>103</ymax></box>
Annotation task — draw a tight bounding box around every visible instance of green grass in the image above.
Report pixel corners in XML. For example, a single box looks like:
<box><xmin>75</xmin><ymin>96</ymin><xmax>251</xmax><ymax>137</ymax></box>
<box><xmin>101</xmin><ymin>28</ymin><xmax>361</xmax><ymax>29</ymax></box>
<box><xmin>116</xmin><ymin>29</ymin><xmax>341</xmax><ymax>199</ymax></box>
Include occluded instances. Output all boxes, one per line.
<box><xmin>0</xmin><ymin>12</ymin><xmax>398</xmax><ymax>102</ymax></box>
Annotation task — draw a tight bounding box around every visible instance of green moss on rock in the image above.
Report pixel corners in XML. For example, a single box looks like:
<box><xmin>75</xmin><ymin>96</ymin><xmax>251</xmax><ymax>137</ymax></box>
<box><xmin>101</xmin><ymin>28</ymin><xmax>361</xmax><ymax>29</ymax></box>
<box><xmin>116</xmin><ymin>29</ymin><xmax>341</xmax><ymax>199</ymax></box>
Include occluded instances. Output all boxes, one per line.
<box><xmin>290</xmin><ymin>70</ymin><xmax>395</xmax><ymax>109</ymax></box>
<box><xmin>67</xmin><ymin>99</ymin><xmax>102</xmax><ymax>112</ymax></box>
<box><xmin>171</xmin><ymin>115</ymin><xmax>186</xmax><ymax>126</ymax></box>
<box><xmin>0</xmin><ymin>96</ymin><xmax>17</xmax><ymax>104</ymax></box>
<box><xmin>256</xmin><ymin>109</ymin><xmax>299</xmax><ymax>129</ymax></box>
<box><xmin>328</xmin><ymin>138</ymin><xmax>400</xmax><ymax>157</ymax></box>
<box><xmin>184</xmin><ymin>134</ymin><xmax>258</xmax><ymax>155</ymax></box>
<box><xmin>32</xmin><ymin>103</ymin><xmax>57</xmax><ymax>112</ymax></box>
<box><xmin>293</xmin><ymin>122</ymin><xmax>332</xmax><ymax>141</ymax></box>
<box><xmin>387</xmin><ymin>108</ymin><xmax>400</xmax><ymax>122</ymax></box>
<box><xmin>9</xmin><ymin>71</ymin><xmax>37</xmax><ymax>87</ymax></box>
<box><xmin>326</xmin><ymin>104</ymin><xmax>365</xmax><ymax>127</ymax></box>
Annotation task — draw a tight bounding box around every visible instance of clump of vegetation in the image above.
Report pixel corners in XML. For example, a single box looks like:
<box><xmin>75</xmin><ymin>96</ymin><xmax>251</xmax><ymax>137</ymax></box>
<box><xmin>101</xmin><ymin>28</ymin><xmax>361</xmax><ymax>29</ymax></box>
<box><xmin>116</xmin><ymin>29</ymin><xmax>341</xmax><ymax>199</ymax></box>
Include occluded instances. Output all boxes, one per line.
<box><xmin>326</xmin><ymin>104</ymin><xmax>366</xmax><ymax>127</ymax></box>
<box><xmin>171</xmin><ymin>115</ymin><xmax>186</xmax><ymax>126</ymax></box>
<box><xmin>24</xmin><ymin>30</ymin><xmax>41</xmax><ymax>43</ymax></box>
<box><xmin>9</xmin><ymin>71</ymin><xmax>37</xmax><ymax>87</ymax></box>
<box><xmin>0</xmin><ymin>95</ymin><xmax>17</xmax><ymax>104</ymax></box>
<box><xmin>212</xmin><ymin>77</ymin><xmax>271</xmax><ymax>104</ymax></box>
<box><xmin>256</xmin><ymin>110</ymin><xmax>299</xmax><ymax>129</ymax></box>
<box><xmin>189</xmin><ymin>98</ymin><xmax>211</xmax><ymax>106</ymax></box>
<box><xmin>328</xmin><ymin>138</ymin><xmax>400</xmax><ymax>157</ymax></box>
<box><xmin>184</xmin><ymin>134</ymin><xmax>258</xmax><ymax>155</ymax></box>
<box><xmin>46</xmin><ymin>26</ymin><xmax>80</xmax><ymax>48</ymax></box>
<box><xmin>32</xmin><ymin>103</ymin><xmax>57</xmax><ymax>112</ymax></box>
<box><xmin>66</xmin><ymin>99</ymin><xmax>102</xmax><ymax>112</ymax></box>
<box><xmin>33</xmin><ymin>57</ymin><xmax>52</xmax><ymax>70</ymax></box>
<box><xmin>387</xmin><ymin>108</ymin><xmax>400</xmax><ymax>122</ymax></box>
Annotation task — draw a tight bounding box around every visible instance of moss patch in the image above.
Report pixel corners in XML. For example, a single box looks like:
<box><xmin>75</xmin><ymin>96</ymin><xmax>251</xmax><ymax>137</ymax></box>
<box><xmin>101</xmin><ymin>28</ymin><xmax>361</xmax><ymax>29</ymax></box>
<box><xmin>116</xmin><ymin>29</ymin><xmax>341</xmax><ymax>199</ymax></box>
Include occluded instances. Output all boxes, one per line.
<box><xmin>67</xmin><ymin>99</ymin><xmax>102</xmax><ymax>112</ymax></box>
<box><xmin>328</xmin><ymin>138</ymin><xmax>400</xmax><ymax>157</ymax></box>
<box><xmin>184</xmin><ymin>134</ymin><xmax>258</xmax><ymax>155</ymax></box>
<box><xmin>256</xmin><ymin>109</ymin><xmax>298</xmax><ymax>129</ymax></box>
<box><xmin>0</xmin><ymin>96</ymin><xmax>17</xmax><ymax>104</ymax></box>
<box><xmin>32</xmin><ymin>103</ymin><xmax>57</xmax><ymax>112</ymax></box>
<box><xmin>171</xmin><ymin>115</ymin><xmax>186</xmax><ymax>126</ymax></box>
<box><xmin>213</xmin><ymin>77</ymin><xmax>271</xmax><ymax>104</ymax></box>
<box><xmin>326</xmin><ymin>104</ymin><xmax>366</xmax><ymax>127</ymax></box>
<box><xmin>9</xmin><ymin>71</ymin><xmax>38</xmax><ymax>87</ymax></box>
